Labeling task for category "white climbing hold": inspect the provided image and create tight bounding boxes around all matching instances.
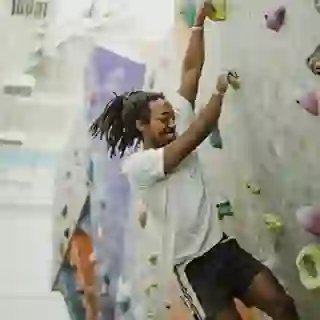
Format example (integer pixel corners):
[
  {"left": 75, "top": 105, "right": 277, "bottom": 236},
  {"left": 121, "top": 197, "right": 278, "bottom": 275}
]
[
  {"left": 296, "top": 244, "right": 320, "bottom": 290},
  {"left": 97, "top": 225, "right": 103, "bottom": 238},
  {"left": 227, "top": 71, "right": 241, "bottom": 90}
]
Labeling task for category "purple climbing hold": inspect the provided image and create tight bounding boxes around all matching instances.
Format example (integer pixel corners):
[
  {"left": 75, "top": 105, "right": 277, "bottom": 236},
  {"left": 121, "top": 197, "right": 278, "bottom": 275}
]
[
  {"left": 296, "top": 90, "right": 319, "bottom": 116},
  {"left": 296, "top": 206, "right": 320, "bottom": 236},
  {"left": 265, "top": 6, "right": 286, "bottom": 32}
]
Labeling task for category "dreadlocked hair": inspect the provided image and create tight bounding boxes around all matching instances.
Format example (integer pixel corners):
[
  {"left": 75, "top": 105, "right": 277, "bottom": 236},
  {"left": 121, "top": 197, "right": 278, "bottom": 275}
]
[{"left": 90, "top": 90, "right": 165, "bottom": 158}]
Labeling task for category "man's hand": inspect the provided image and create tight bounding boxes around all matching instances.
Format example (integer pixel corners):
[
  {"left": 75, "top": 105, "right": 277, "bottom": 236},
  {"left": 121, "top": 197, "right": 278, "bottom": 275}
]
[
  {"left": 216, "top": 74, "right": 229, "bottom": 94},
  {"left": 195, "top": 1, "right": 216, "bottom": 26}
]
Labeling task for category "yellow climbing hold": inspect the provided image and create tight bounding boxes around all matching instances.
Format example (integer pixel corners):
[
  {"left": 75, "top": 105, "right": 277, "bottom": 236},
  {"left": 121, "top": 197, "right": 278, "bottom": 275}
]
[
  {"left": 246, "top": 182, "right": 261, "bottom": 194},
  {"left": 296, "top": 244, "right": 320, "bottom": 290},
  {"left": 263, "top": 214, "right": 283, "bottom": 233},
  {"left": 208, "top": 0, "right": 226, "bottom": 21}
]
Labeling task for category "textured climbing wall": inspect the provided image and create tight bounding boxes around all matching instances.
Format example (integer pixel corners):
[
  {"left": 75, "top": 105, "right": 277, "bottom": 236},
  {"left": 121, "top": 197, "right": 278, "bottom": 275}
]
[{"left": 193, "top": 1, "right": 320, "bottom": 318}]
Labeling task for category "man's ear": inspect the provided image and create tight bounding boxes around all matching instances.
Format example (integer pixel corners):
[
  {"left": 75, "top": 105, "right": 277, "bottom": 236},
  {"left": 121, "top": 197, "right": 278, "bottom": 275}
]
[{"left": 136, "top": 119, "right": 145, "bottom": 133}]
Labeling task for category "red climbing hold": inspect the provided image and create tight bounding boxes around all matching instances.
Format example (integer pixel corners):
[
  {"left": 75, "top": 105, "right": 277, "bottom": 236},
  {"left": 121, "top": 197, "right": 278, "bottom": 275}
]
[
  {"left": 265, "top": 6, "right": 286, "bottom": 32},
  {"left": 296, "top": 90, "right": 319, "bottom": 116},
  {"left": 296, "top": 206, "right": 320, "bottom": 236}
]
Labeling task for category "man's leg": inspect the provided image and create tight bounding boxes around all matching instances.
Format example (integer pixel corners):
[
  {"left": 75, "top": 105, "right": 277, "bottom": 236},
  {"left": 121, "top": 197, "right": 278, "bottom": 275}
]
[
  {"left": 241, "top": 268, "right": 300, "bottom": 320},
  {"left": 227, "top": 239, "right": 300, "bottom": 320}
]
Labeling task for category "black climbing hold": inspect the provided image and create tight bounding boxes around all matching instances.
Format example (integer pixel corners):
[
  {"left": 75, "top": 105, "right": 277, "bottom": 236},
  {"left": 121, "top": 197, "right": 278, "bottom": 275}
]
[
  {"left": 65, "top": 171, "right": 71, "bottom": 179},
  {"left": 64, "top": 228, "right": 70, "bottom": 238},
  {"left": 104, "top": 273, "right": 111, "bottom": 286},
  {"left": 76, "top": 289, "right": 85, "bottom": 295},
  {"left": 100, "top": 201, "right": 106, "bottom": 210},
  {"left": 61, "top": 205, "right": 68, "bottom": 218},
  {"left": 118, "top": 299, "right": 131, "bottom": 313}
]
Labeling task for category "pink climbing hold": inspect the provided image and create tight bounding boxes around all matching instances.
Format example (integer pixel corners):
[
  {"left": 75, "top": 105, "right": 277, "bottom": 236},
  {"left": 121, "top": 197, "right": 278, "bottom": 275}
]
[
  {"left": 296, "top": 90, "right": 319, "bottom": 116},
  {"left": 296, "top": 206, "right": 320, "bottom": 236},
  {"left": 264, "top": 6, "right": 286, "bottom": 32}
]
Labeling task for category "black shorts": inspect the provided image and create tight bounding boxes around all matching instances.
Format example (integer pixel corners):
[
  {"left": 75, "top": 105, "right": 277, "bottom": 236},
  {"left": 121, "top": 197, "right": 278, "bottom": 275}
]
[{"left": 174, "top": 234, "right": 265, "bottom": 319}]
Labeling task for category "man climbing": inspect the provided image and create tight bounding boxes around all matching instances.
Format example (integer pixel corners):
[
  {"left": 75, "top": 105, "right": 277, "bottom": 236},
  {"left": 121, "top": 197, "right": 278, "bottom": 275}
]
[{"left": 90, "top": 2, "right": 300, "bottom": 320}]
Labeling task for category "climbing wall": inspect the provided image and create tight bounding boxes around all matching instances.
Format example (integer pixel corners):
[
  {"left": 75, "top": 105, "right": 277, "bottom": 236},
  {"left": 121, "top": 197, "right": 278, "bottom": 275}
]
[
  {"left": 85, "top": 46, "right": 146, "bottom": 319},
  {"left": 190, "top": 0, "right": 320, "bottom": 318},
  {"left": 52, "top": 111, "right": 90, "bottom": 284}
]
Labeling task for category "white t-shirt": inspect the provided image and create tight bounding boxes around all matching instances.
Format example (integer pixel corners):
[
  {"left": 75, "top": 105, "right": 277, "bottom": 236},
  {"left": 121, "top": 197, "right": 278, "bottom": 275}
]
[{"left": 122, "top": 92, "right": 223, "bottom": 266}]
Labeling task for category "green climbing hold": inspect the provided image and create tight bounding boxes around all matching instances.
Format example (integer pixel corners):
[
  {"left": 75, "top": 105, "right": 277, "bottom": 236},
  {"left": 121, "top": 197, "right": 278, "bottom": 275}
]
[
  {"left": 263, "top": 214, "right": 283, "bottom": 233},
  {"left": 209, "top": 127, "right": 223, "bottom": 149},
  {"left": 217, "top": 200, "right": 234, "bottom": 220},
  {"left": 180, "top": 1, "right": 197, "bottom": 27},
  {"left": 296, "top": 244, "right": 320, "bottom": 290}
]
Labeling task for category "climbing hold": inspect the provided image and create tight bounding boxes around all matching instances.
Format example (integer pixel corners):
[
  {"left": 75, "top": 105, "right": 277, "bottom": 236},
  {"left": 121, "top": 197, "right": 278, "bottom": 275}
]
[
  {"left": 296, "top": 206, "right": 320, "bottom": 236},
  {"left": 138, "top": 201, "right": 148, "bottom": 228},
  {"left": 65, "top": 171, "right": 71, "bottom": 179},
  {"left": 208, "top": 0, "right": 226, "bottom": 21},
  {"left": 209, "top": 127, "right": 223, "bottom": 149},
  {"left": 227, "top": 71, "right": 241, "bottom": 90},
  {"left": 264, "top": 6, "right": 286, "bottom": 32},
  {"left": 316, "top": 0, "right": 320, "bottom": 14},
  {"left": 64, "top": 228, "right": 70, "bottom": 238},
  {"left": 89, "top": 252, "right": 96, "bottom": 263},
  {"left": 148, "top": 254, "right": 159, "bottom": 266},
  {"left": 216, "top": 200, "right": 234, "bottom": 220},
  {"left": 263, "top": 214, "right": 283, "bottom": 233},
  {"left": 246, "top": 182, "right": 261, "bottom": 195},
  {"left": 118, "top": 297, "right": 131, "bottom": 313},
  {"left": 145, "top": 283, "right": 159, "bottom": 296},
  {"left": 165, "top": 301, "right": 172, "bottom": 309},
  {"left": 180, "top": 0, "right": 197, "bottom": 27},
  {"left": 104, "top": 273, "right": 111, "bottom": 286},
  {"left": 306, "top": 45, "right": 320, "bottom": 75},
  {"left": 296, "top": 90, "right": 319, "bottom": 116},
  {"left": 296, "top": 244, "right": 320, "bottom": 290},
  {"left": 61, "top": 205, "right": 68, "bottom": 218},
  {"left": 117, "top": 277, "right": 131, "bottom": 312},
  {"left": 97, "top": 225, "right": 103, "bottom": 238},
  {"left": 100, "top": 201, "right": 106, "bottom": 210}
]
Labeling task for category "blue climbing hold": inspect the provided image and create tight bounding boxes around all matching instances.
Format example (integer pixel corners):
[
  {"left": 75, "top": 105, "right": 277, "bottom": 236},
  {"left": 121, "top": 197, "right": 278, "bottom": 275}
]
[
  {"left": 217, "top": 200, "right": 234, "bottom": 220},
  {"left": 209, "top": 127, "right": 223, "bottom": 149}
]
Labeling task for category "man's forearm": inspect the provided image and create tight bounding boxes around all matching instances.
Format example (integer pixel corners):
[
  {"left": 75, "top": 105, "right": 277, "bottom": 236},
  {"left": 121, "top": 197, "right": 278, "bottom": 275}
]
[
  {"left": 182, "top": 27, "right": 205, "bottom": 72},
  {"left": 181, "top": 2, "right": 208, "bottom": 72}
]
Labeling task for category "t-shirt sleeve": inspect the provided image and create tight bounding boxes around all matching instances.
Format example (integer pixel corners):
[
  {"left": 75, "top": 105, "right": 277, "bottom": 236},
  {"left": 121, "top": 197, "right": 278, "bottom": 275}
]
[
  {"left": 122, "top": 148, "right": 165, "bottom": 188},
  {"left": 168, "top": 91, "right": 195, "bottom": 135}
]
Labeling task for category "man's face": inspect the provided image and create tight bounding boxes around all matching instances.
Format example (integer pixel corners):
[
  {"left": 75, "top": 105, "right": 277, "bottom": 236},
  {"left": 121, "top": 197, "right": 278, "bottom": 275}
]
[{"left": 138, "top": 99, "right": 176, "bottom": 148}]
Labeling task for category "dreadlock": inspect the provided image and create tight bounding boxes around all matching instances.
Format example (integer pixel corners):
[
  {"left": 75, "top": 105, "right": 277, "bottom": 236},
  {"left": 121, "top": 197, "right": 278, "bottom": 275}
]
[{"left": 90, "top": 90, "right": 165, "bottom": 158}]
